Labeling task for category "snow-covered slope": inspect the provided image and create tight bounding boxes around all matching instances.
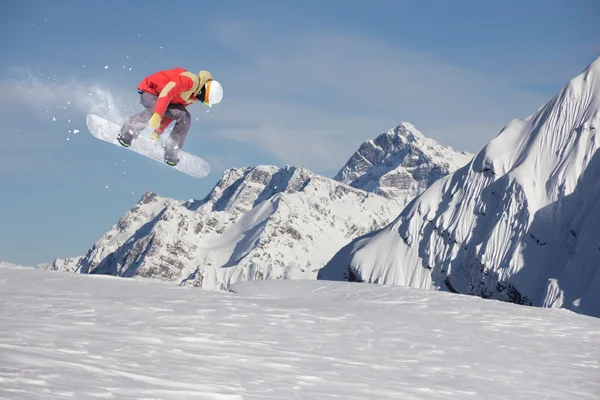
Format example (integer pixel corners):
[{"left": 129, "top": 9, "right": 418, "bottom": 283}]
[
  {"left": 319, "top": 56, "right": 600, "bottom": 318},
  {"left": 0, "top": 261, "right": 30, "bottom": 269},
  {"left": 3, "top": 263, "right": 599, "bottom": 399},
  {"left": 38, "top": 256, "right": 83, "bottom": 272},
  {"left": 334, "top": 122, "right": 472, "bottom": 203},
  {"left": 58, "top": 166, "right": 401, "bottom": 290}
]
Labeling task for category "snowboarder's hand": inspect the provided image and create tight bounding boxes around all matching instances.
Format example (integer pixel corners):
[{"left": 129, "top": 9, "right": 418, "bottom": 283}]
[
  {"left": 149, "top": 113, "right": 161, "bottom": 130},
  {"left": 150, "top": 131, "right": 160, "bottom": 144}
]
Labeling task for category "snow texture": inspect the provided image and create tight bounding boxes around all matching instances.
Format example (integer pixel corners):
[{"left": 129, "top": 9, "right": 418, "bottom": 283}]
[
  {"left": 45, "top": 123, "right": 467, "bottom": 291},
  {"left": 1, "top": 263, "right": 599, "bottom": 399},
  {"left": 319, "top": 56, "right": 600, "bottom": 318}
]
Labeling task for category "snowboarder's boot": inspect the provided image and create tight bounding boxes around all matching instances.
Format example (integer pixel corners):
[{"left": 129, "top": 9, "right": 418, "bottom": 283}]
[
  {"left": 163, "top": 138, "right": 180, "bottom": 166},
  {"left": 164, "top": 153, "right": 179, "bottom": 166},
  {"left": 117, "top": 130, "right": 134, "bottom": 147}
]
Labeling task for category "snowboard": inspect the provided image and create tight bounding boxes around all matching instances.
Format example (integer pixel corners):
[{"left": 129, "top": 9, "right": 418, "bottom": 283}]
[{"left": 86, "top": 114, "right": 210, "bottom": 178}]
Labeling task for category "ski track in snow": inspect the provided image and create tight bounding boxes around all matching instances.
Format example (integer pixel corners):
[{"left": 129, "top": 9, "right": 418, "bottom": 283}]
[{"left": 1, "top": 264, "right": 599, "bottom": 399}]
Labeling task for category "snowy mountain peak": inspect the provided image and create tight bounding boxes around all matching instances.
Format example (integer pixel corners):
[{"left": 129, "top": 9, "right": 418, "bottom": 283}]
[
  {"left": 334, "top": 122, "right": 472, "bottom": 202},
  {"left": 384, "top": 122, "right": 424, "bottom": 141},
  {"left": 319, "top": 55, "right": 600, "bottom": 318},
  {"left": 470, "top": 56, "right": 600, "bottom": 219},
  {"left": 195, "top": 164, "right": 341, "bottom": 216}
]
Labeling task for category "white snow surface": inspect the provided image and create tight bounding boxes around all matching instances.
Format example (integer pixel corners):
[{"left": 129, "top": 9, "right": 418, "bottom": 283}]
[
  {"left": 2, "top": 263, "right": 599, "bottom": 399},
  {"left": 319, "top": 56, "right": 600, "bottom": 317}
]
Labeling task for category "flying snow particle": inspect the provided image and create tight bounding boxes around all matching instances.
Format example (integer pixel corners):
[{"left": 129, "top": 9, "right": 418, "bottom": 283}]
[
  {"left": 73, "top": 129, "right": 80, "bottom": 134},
  {"left": 104, "top": 65, "right": 109, "bottom": 69},
  {"left": 105, "top": 186, "right": 109, "bottom": 189},
  {"left": 52, "top": 117, "right": 56, "bottom": 121},
  {"left": 66, "top": 137, "right": 70, "bottom": 141},
  {"left": 129, "top": 68, "right": 132, "bottom": 71}
]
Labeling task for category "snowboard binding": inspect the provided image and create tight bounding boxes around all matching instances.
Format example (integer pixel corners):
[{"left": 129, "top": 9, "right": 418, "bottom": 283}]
[
  {"left": 163, "top": 139, "right": 180, "bottom": 166},
  {"left": 117, "top": 135, "right": 131, "bottom": 147},
  {"left": 116, "top": 130, "right": 134, "bottom": 147}
]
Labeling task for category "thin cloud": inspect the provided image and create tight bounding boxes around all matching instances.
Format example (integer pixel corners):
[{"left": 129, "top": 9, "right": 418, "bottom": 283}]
[
  {"left": 0, "top": 71, "right": 137, "bottom": 125},
  {"left": 0, "top": 72, "right": 140, "bottom": 174},
  {"left": 217, "top": 125, "right": 346, "bottom": 172}
]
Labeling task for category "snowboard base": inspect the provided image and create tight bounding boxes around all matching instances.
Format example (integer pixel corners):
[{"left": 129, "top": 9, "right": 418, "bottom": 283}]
[{"left": 86, "top": 114, "right": 210, "bottom": 178}]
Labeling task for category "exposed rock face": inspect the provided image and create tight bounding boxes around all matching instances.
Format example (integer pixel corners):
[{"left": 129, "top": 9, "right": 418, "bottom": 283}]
[{"left": 334, "top": 122, "right": 472, "bottom": 203}]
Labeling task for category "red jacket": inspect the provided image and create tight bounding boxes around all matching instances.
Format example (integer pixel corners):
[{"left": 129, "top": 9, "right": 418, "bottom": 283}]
[{"left": 137, "top": 67, "right": 201, "bottom": 117}]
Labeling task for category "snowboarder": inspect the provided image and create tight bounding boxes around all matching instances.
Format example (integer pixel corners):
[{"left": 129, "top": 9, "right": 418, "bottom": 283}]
[{"left": 117, "top": 67, "right": 223, "bottom": 166}]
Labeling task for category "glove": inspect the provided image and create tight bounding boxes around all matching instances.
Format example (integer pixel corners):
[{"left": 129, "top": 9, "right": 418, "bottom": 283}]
[{"left": 149, "top": 113, "right": 161, "bottom": 130}]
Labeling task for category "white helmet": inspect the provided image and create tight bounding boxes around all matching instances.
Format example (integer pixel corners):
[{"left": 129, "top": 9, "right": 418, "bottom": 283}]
[{"left": 204, "top": 79, "right": 223, "bottom": 106}]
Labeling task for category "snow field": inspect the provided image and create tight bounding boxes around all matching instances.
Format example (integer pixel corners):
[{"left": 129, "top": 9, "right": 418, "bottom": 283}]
[{"left": 1, "top": 263, "right": 599, "bottom": 399}]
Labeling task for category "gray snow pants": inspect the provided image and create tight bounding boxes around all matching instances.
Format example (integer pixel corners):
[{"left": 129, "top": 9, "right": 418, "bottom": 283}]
[{"left": 120, "top": 91, "right": 191, "bottom": 151}]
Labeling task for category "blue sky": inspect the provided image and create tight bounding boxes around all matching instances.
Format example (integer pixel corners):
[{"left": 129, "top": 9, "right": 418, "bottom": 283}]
[{"left": 1, "top": 0, "right": 598, "bottom": 266}]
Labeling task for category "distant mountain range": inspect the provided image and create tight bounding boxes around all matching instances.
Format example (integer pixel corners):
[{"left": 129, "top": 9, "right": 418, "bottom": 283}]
[{"left": 42, "top": 123, "right": 471, "bottom": 291}]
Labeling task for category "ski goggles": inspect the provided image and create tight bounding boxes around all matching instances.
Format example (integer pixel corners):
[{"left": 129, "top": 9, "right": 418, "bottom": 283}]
[{"left": 196, "top": 81, "right": 212, "bottom": 104}]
